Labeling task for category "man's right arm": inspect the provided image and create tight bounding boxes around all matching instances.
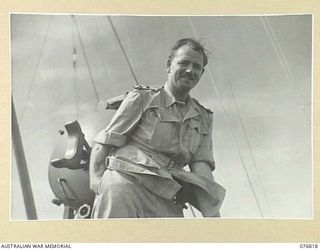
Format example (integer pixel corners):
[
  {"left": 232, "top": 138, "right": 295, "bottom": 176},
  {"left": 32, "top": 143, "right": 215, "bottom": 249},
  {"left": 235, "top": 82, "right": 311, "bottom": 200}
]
[
  {"left": 89, "top": 143, "right": 112, "bottom": 194},
  {"left": 89, "top": 89, "right": 144, "bottom": 194}
]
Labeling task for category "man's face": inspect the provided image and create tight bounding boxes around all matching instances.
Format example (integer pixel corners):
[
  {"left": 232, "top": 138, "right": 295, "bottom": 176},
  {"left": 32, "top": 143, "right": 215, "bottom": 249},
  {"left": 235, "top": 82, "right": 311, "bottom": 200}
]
[{"left": 167, "top": 44, "right": 204, "bottom": 93}]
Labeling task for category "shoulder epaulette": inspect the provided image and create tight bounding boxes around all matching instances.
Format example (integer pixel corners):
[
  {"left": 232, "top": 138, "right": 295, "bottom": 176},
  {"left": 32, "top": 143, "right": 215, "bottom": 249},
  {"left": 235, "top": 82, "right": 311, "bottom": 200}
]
[
  {"left": 192, "top": 97, "right": 213, "bottom": 114},
  {"left": 132, "top": 84, "right": 161, "bottom": 91}
]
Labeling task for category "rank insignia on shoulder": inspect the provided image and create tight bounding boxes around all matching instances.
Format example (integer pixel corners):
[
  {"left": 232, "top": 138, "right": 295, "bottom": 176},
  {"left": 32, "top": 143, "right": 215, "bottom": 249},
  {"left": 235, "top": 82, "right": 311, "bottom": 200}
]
[
  {"left": 192, "top": 98, "right": 213, "bottom": 114},
  {"left": 132, "top": 85, "right": 161, "bottom": 91}
]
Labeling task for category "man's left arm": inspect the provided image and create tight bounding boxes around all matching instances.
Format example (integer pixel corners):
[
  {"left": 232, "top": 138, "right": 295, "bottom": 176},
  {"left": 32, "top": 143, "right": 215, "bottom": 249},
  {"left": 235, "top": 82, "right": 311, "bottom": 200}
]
[
  {"left": 188, "top": 112, "right": 222, "bottom": 217},
  {"left": 189, "top": 162, "right": 220, "bottom": 217},
  {"left": 189, "top": 162, "right": 214, "bottom": 180}
]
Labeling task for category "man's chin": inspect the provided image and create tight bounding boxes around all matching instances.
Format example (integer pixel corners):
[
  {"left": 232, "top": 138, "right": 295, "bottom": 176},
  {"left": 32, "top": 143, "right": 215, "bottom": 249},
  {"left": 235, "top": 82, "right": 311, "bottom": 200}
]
[
  {"left": 178, "top": 78, "right": 192, "bottom": 84},
  {"left": 178, "top": 80, "right": 196, "bottom": 89}
]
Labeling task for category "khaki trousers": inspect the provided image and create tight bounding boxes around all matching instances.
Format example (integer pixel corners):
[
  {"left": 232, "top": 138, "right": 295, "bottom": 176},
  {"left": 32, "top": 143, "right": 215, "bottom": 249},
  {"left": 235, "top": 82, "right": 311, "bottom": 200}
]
[{"left": 91, "top": 170, "right": 184, "bottom": 218}]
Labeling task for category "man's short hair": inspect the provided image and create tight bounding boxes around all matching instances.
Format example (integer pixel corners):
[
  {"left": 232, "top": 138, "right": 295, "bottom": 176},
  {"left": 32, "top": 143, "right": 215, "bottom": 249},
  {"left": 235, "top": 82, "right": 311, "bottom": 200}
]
[{"left": 167, "top": 38, "right": 209, "bottom": 68}]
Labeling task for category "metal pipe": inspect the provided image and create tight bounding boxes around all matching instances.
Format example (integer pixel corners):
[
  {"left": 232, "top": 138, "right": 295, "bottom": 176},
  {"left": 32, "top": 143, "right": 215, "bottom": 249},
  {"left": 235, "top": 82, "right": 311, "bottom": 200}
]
[{"left": 11, "top": 99, "right": 38, "bottom": 220}]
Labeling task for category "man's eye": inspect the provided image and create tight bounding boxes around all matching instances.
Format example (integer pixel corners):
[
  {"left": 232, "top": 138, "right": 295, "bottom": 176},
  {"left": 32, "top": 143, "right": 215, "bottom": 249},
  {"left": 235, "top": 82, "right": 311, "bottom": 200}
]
[
  {"left": 194, "top": 65, "right": 201, "bottom": 70},
  {"left": 179, "top": 62, "right": 188, "bottom": 66}
]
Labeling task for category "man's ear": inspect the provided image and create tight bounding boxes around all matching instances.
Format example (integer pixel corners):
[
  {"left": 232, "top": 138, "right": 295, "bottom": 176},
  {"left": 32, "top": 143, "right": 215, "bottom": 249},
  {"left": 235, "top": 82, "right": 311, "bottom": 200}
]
[{"left": 166, "top": 58, "right": 171, "bottom": 73}]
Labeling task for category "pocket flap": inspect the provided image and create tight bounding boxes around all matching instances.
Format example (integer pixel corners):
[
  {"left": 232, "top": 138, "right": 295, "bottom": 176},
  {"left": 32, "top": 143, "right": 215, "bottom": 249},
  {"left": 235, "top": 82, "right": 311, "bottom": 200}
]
[
  {"left": 157, "top": 110, "right": 180, "bottom": 123},
  {"left": 189, "top": 119, "right": 208, "bottom": 134}
]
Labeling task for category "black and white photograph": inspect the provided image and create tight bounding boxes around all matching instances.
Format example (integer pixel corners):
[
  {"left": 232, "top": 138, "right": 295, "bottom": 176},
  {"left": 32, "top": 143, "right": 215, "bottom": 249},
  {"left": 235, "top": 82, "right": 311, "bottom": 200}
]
[{"left": 11, "top": 14, "right": 312, "bottom": 220}]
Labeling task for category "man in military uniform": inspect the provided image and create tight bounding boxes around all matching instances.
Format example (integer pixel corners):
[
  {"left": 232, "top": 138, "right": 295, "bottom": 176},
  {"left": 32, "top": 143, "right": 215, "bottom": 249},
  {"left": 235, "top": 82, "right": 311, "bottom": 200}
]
[{"left": 89, "top": 38, "right": 225, "bottom": 218}]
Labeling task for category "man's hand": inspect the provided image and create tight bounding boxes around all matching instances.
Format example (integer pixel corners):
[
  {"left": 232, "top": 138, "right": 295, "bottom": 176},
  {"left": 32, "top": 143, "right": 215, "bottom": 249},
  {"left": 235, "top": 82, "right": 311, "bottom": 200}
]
[{"left": 89, "top": 143, "right": 112, "bottom": 194}]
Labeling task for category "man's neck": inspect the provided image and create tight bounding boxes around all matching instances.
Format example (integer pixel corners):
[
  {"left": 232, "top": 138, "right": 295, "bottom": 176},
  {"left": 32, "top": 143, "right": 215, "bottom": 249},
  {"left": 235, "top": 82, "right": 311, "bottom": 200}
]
[{"left": 166, "top": 83, "right": 190, "bottom": 102}]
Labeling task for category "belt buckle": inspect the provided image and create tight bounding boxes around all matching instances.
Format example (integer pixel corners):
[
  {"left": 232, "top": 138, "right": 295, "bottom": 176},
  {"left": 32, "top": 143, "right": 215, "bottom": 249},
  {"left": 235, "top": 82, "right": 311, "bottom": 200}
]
[{"left": 167, "top": 159, "right": 176, "bottom": 169}]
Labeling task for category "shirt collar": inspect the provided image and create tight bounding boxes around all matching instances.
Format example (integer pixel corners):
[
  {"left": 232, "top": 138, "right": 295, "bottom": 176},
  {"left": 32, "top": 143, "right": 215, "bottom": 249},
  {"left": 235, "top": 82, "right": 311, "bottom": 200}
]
[
  {"left": 164, "top": 82, "right": 189, "bottom": 107},
  {"left": 163, "top": 83, "right": 200, "bottom": 120}
]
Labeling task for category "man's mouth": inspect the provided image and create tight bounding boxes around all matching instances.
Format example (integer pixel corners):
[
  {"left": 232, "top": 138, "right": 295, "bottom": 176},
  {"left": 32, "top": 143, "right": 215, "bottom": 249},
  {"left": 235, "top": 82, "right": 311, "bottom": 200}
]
[{"left": 180, "top": 74, "right": 195, "bottom": 82}]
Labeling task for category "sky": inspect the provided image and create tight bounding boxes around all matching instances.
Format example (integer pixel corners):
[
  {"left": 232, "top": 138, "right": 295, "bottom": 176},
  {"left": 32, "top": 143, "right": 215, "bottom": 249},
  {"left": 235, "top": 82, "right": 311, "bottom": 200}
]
[{"left": 11, "top": 14, "right": 312, "bottom": 220}]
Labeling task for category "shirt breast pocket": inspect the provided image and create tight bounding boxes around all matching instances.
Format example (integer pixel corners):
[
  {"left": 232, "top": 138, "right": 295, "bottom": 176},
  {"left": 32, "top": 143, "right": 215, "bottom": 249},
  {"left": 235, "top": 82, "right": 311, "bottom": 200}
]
[
  {"left": 145, "top": 109, "right": 180, "bottom": 150},
  {"left": 188, "top": 118, "right": 208, "bottom": 154}
]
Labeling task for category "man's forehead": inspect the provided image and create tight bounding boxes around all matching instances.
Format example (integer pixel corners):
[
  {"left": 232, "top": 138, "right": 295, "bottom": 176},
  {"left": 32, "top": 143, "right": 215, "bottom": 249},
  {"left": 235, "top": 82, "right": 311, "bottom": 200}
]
[
  {"left": 174, "top": 44, "right": 204, "bottom": 62},
  {"left": 176, "top": 44, "right": 200, "bottom": 54}
]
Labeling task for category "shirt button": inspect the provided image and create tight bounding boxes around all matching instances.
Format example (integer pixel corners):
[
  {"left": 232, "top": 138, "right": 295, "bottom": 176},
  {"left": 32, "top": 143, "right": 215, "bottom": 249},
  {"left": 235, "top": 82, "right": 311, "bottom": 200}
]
[{"left": 172, "top": 196, "right": 177, "bottom": 204}]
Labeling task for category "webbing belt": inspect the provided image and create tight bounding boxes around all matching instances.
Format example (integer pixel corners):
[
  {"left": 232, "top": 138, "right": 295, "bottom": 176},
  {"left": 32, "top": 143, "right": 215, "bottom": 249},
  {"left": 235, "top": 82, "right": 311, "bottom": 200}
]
[{"left": 127, "top": 140, "right": 183, "bottom": 170}]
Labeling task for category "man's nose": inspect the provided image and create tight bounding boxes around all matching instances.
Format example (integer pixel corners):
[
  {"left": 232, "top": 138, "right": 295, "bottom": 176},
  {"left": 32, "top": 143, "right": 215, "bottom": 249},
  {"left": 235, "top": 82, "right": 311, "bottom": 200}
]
[{"left": 185, "top": 65, "right": 193, "bottom": 73}]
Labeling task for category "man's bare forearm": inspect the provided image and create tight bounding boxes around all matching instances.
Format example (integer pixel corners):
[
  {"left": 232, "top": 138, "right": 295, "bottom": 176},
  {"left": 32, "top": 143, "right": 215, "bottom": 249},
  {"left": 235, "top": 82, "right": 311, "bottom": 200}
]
[
  {"left": 89, "top": 143, "right": 112, "bottom": 193},
  {"left": 189, "top": 162, "right": 214, "bottom": 180}
]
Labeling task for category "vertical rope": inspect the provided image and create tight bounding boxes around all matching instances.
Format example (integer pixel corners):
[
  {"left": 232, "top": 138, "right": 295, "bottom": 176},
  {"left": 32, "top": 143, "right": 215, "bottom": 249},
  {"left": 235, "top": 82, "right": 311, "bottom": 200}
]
[
  {"left": 71, "top": 15, "right": 100, "bottom": 102},
  {"left": 107, "top": 16, "right": 140, "bottom": 85},
  {"left": 71, "top": 19, "right": 79, "bottom": 119},
  {"left": 19, "top": 16, "right": 53, "bottom": 125},
  {"left": 260, "top": 16, "right": 310, "bottom": 123},
  {"left": 188, "top": 17, "right": 265, "bottom": 216},
  {"left": 228, "top": 83, "right": 271, "bottom": 213}
]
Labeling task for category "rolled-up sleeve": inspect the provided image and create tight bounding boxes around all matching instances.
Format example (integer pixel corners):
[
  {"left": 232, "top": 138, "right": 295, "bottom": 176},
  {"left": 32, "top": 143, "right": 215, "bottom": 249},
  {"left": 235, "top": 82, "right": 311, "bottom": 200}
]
[
  {"left": 190, "top": 113, "right": 215, "bottom": 171},
  {"left": 94, "top": 90, "right": 143, "bottom": 147}
]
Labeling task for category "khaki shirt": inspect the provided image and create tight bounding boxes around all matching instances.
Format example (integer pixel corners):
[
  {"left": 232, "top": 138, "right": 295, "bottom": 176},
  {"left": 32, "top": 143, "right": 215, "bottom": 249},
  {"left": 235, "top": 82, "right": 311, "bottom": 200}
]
[
  {"left": 95, "top": 83, "right": 215, "bottom": 168},
  {"left": 94, "top": 84, "right": 224, "bottom": 214}
]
